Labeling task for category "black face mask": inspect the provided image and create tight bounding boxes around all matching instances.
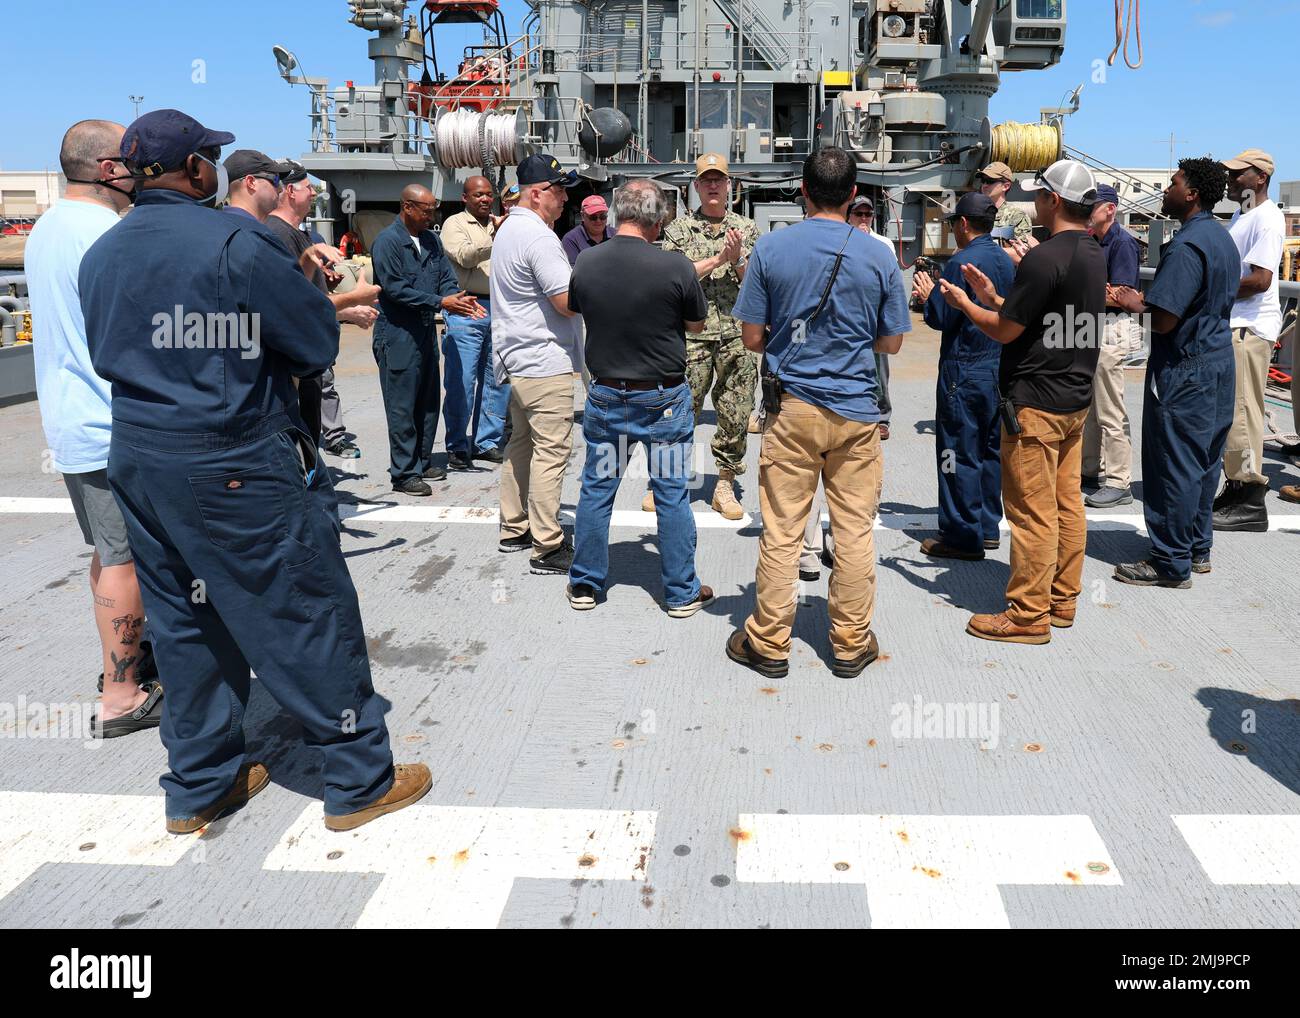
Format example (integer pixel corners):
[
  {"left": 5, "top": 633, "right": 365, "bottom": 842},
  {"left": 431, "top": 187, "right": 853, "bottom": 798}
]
[{"left": 66, "top": 158, "right": 139, "bottom": 200}]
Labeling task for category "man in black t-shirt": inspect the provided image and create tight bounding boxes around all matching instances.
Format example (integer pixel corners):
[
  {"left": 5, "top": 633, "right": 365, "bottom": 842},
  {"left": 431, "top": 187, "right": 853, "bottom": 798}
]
[
  {"left": 566, "top": 179, "right": 714, "bottom": 617},
  {"left": 940, "top": 159, "right": 1106, "bottom": 645}
]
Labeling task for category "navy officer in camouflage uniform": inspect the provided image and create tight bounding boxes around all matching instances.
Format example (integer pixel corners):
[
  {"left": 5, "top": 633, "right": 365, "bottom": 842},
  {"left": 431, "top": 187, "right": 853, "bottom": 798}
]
[{"left": 641, "top": 153, "right": 758, "bottom": 520}]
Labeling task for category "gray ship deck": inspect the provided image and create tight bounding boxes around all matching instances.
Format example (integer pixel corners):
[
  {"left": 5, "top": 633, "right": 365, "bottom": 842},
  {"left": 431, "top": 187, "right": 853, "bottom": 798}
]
[{"left": 2, "top": 319, "right": 1299, "bottom": 929}]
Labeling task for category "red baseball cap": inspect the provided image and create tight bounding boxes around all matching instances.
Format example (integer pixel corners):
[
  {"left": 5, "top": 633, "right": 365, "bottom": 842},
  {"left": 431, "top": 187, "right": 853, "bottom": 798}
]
[{"left": 580, "top": 195, "right": 609, "bottom": 215}]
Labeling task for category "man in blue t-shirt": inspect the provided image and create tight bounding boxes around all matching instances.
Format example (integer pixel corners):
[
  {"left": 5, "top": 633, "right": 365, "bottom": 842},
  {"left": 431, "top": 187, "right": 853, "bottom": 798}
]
[{"left": 725, "top": 147, "right": 910, "bottom": 680}]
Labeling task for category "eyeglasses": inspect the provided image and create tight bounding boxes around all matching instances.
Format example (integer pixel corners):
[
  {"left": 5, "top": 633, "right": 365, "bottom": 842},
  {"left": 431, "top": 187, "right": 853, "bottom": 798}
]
[{"left": 585, "top": 212, "right": 607, "bottom": 220}]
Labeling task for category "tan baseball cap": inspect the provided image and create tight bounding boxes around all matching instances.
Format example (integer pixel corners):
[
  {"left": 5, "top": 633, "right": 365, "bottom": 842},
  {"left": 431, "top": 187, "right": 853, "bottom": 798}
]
[
  {"left": 978, "top": 161, "right": 1013, "bottom": 183},
  {"left": 695, "top": 153, "right": 730, "bottom": 178},
  {"left": 1222, "top": 149, "right": 1275, "bottom": 177}
]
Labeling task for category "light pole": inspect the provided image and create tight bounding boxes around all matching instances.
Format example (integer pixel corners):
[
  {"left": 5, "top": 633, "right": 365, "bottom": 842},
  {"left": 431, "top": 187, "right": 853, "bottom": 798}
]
[{"left": 130, "top": 95, "right": 144, "bottom": 120}]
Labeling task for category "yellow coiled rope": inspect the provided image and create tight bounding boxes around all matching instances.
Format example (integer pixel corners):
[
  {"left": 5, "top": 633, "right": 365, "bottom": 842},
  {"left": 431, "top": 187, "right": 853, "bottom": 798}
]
[{"left": 990, "top": 121, "right": 1062, "bottom": 173}]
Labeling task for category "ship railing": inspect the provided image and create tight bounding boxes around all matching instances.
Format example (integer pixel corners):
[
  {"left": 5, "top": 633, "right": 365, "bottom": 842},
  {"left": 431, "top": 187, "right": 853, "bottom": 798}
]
[{"left": 539, "top": 29, "right": 824, "bottom": 75}]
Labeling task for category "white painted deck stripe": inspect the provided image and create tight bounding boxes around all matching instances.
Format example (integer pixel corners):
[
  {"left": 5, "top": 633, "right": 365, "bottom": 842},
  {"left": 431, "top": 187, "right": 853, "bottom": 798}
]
[
  {"left": 0, "top": 792, "right": 194, "bottom": 903},
  {"left": 734, "top": 813, "right": 1122, "bottom": 929},
  {"left": 1173, "top": 815, "right": 1300, "bottom": 884},
  {"left": 6, "top": 496, "right": 1300, "bottom": 534},
  {"left": 263, "top": 805, "right": 656, "bottom": 928}
]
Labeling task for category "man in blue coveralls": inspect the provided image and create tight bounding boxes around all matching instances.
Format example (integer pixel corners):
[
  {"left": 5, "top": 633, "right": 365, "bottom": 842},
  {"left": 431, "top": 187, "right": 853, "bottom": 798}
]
[
  {"left": 371, "top": 183, "right": 485, "bottom": 496},
  {"left": 912, "top": 192, "right": 1015, "bottom": 560},
  {"left": 1109, "top": 157, "right": 1240, "bottom": 587},
  {"left": 79, "top": 110, "right": 430, "bottom": 833}
]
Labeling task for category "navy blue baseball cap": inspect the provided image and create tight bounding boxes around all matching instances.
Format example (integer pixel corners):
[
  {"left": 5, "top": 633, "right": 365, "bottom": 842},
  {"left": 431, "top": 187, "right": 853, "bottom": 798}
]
[
  {"left": 946, "top": 191, "right": 998, "bottom": 221},
  {"left": 120, "top": 109, "right": 235, "bottom": 178},
  {"left": 516, "top": 153, "right": 578, "bottom": 187},
  {"left": 1093, "top": 184, "right": 1120, "bottom": 208}
]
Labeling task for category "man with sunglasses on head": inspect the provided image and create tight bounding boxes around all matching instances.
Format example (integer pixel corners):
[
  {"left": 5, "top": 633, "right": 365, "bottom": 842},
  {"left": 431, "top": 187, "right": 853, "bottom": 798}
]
[
  {"left": 371, "top": 184, "right": 484, "bottom": 496},
  {"left": 562, "top": 194, "right": 613, "bottom": 267},
  {"left": 266, "top": 161, "right": 379, "bottom": 456},
  {"left": 78, "top": 109, "right": 428, "bottom": 833}
]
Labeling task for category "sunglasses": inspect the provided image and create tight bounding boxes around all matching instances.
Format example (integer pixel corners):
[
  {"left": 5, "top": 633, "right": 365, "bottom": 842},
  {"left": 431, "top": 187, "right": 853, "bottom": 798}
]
[
  {"left": 849, "top": 208, "right": 873, "bottom": 217},
  {"left": 255, "top": 174, "right": 283, "bottom": 188},
  {"left": 584, "top": 212, "right": 607, "bottom": 220}
]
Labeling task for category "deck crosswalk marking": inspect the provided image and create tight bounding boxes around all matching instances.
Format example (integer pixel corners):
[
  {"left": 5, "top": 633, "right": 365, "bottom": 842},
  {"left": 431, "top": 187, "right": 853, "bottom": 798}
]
[
  {"left": 734, "top": 813, "right": 1123, "bottom": 929},
  {"left": 1174, "top": 815, "right": 1300, "bottom": 884},
  {"left": 262, "top": 804, "right": 656, "bottom": 928}
]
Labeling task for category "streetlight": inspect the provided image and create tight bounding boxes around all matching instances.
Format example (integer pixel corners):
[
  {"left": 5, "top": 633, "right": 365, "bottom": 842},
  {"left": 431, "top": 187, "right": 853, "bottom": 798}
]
[{"left": 129, "top": 95, "right": 144, "bottom": 120}]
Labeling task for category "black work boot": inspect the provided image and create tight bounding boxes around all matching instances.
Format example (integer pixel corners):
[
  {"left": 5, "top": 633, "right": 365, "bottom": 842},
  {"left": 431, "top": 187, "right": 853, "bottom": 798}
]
[
  {"left": 1212, "top": 479, "right": 1244, "bottom": 513},
  {"left": 1213, "top": 482, "right": 1268, "bottom": 533}
]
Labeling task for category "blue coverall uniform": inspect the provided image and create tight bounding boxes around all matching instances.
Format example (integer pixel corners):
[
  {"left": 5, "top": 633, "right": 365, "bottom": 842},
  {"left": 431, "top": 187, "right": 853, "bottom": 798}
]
[
  {"left": 1141, "top": 211, "right": 1241, "bottom": 580},
  {"left": 923, "top": 234, "right": 1017, "bottom": 552},
  {"left": 369, "top": 218, "right": 461, "bottom": 484},
  {"left": 80, "top": 187, "right": 395, "bottom": 822}
]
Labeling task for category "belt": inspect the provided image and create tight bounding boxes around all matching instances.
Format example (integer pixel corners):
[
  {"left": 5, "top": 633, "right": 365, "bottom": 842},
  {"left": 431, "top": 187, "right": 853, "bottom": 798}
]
[{"left": 594, "top": 376, "right": 685, "bottom": 391}]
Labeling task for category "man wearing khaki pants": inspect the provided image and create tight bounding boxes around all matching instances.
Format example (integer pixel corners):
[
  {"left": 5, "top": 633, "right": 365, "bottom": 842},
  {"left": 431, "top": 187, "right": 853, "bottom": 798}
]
[
  {"left": 939, "top": 160, "right": 1107, "bottom": 644},
  {"left": 1081, "top": 185, "right": 1143, "bottom": 509},
  {"left": 724, "top": 148, "right": 909, "bottom": 679},
  {"left": 491, "top": 154, "right": 582, "bottom": 574},
  {"left": 1213, "top": 149, "right": 1285, "bottom": 533}
]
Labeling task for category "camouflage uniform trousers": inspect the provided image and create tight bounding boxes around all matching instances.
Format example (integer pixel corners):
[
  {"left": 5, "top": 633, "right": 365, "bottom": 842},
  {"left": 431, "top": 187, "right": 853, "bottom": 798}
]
[{"left": 686, "top": 337, "right": 758, "bottom": 476}]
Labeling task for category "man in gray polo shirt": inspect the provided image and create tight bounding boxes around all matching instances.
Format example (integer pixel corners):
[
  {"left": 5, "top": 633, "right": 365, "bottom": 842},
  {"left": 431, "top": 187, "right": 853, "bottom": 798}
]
[{"left": 492, "top": 154, "right": 582, "bottom": 574}]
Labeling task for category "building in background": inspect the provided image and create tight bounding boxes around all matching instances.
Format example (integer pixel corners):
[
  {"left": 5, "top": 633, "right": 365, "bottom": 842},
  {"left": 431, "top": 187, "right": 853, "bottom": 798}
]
[{"left": 0, "top": 171, "right": 65, "bottom": 219}]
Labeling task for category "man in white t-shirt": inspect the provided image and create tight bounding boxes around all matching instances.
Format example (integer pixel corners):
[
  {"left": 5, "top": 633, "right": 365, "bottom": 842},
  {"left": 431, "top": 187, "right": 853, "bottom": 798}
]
[
  {"left": 1213, "top": 149, "right": 1285, "bottom": 533},
  {"left": 491, "top": 153, "right": 581, "bottom": 575},
  {"left": 26, "top": 119, "right": 163, "bottom": 738}
]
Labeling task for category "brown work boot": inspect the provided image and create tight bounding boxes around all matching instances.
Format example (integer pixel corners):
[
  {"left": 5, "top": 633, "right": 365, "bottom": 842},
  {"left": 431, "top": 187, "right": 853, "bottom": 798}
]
[
  {"left": 1049, "top": 604, "right": 1076, "bottom": 629},
  {"left": 166, "top": 762, "right": 270, "bottom": 835},
  {"left": 324, "top": 762, "right": 432, "bottom": 832},
  {"left": 1280, "top": 484, "right": 1300, "bottom": 504},
  {"left": 641, "top": 489, "right": 655, "bottom": 512},
  {"left": 966, "top": 612, "right": 1051, "bottom": 645},
  {"left": 712, "top": 469, "right": 744, "bottom": 520}
]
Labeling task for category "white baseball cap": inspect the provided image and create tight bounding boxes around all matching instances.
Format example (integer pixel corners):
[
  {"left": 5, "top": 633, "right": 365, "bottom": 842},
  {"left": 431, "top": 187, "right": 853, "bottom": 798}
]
[{"left": 1022, "top": 159, "right": 1099, "bottom": 205}]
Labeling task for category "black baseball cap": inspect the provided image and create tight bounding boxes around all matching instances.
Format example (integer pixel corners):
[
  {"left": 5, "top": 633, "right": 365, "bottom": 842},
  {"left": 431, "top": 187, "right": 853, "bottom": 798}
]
[
  {"left": 120, "top": 109, "right": 235, "bottom": 178},
  {"left": 946, "top": 192, "right": 998, "bottom": 221},
  {"left": 224, "top": 149, "right": 294, "bottom": 181},
  {"left": 516, "top": 153, "right": 578, "bottom": 187},
  {"left": 281, "top": 160, "right": 310, "bottom": 185}
]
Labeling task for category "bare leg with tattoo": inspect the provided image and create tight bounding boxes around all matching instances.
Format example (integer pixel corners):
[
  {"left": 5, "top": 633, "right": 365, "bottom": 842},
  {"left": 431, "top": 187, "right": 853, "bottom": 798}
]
[{"left": 90, "top": 552, "right": 150, "bottom": 720}]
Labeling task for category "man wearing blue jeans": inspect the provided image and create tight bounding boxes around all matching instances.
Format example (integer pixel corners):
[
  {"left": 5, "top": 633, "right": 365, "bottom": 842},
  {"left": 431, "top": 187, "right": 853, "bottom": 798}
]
[
  {"left": 441, "top": 176, "right": 510, "bottom": 468},
  {"left": 565, "top": 180, "right": 714, "bottom": 616}
]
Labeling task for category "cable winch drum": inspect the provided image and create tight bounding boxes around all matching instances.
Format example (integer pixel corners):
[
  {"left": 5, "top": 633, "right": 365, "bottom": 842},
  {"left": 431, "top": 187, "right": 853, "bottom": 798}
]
[
  {"left": 434, "top": 108, "right": 524, "bottom": 170},
  {"left": 988, "top": 120, "right": 1062, "bottom": 173}
]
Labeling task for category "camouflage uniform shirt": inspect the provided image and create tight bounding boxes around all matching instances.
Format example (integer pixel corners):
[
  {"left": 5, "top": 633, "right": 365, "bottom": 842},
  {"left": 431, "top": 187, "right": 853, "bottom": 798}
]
[
  {"left": 661, "top": 209, "right": 759, "bottom": 342},
  {"left": 995, "top": 202, "right": 1034, "bottom": 240}
]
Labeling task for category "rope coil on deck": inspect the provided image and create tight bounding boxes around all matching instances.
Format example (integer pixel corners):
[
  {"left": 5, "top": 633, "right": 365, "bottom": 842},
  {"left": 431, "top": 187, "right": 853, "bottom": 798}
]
[
  {"left": 435, "top": 110, "right": 519, "bottom": 170},
  {"left": 989, "top": 121, "right": 1062, "bottom": 173}
]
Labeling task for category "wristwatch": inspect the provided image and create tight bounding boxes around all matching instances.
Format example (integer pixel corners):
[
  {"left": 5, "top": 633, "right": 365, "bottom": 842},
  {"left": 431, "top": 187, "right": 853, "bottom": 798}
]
[{"left": 736, "top": 255, "right": 748, "bottom": 269}]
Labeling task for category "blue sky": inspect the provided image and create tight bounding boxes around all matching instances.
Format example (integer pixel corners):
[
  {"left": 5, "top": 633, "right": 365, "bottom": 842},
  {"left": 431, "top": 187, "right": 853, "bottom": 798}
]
[{"left": 1, "top": 0, "right": 1294, "bottom": 193}]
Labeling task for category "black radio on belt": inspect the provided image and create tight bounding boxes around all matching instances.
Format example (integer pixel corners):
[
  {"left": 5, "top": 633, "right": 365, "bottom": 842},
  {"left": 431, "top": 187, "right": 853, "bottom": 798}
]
[{"left": 998, "top": 394, "right": 1022, "bottom": 435}]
